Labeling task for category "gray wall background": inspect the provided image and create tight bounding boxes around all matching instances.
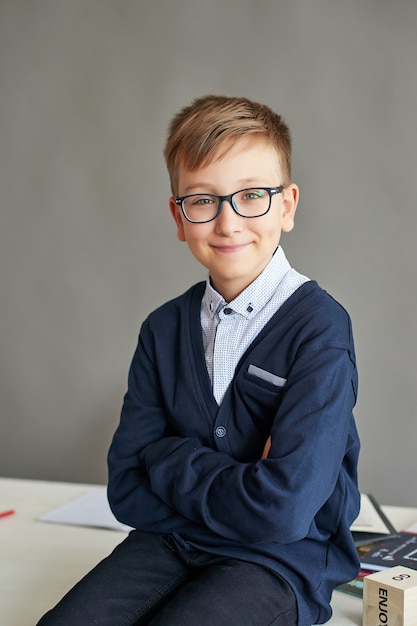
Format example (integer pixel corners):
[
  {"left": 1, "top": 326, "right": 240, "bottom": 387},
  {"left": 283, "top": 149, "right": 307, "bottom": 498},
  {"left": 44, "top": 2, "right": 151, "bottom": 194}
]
[{"left": 1, "top": 1, "right": 416, "bottom": 506}]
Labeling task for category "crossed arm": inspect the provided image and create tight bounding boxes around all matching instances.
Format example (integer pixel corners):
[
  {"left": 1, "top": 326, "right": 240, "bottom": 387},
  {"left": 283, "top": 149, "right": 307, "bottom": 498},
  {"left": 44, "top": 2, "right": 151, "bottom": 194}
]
[{"left": 108, "top": 333, "right": 357, "bottom": 545}]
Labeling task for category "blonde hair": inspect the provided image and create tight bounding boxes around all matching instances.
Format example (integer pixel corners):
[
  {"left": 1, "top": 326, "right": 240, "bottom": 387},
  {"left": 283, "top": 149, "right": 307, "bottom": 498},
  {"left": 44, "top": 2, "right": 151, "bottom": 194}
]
[{"left": 164, "top": 95, "right": 292, "bottom": 195}]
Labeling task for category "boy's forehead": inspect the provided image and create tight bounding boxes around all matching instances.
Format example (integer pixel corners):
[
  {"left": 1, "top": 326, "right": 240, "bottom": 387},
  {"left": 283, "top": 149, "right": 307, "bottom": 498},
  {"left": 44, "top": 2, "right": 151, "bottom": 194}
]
[{"left": 176, "top": 137, "right": 283, "bottom": 191}]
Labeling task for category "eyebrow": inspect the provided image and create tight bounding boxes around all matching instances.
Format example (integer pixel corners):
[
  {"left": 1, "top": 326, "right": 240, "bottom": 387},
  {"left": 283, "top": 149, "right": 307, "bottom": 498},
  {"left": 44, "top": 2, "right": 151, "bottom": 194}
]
[{"left": 181, "top": 179, "right": 273, "bottom": 195}]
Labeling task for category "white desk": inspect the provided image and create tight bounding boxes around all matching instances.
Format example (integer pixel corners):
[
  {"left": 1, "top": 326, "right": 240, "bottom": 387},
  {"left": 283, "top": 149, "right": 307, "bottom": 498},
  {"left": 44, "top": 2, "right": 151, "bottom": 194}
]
[{"left": 1, "top": 478, "right": 417, "bottom": 626}]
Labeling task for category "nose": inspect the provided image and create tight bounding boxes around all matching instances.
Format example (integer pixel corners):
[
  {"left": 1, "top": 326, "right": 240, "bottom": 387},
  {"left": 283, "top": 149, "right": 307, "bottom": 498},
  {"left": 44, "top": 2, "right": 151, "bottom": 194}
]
[{"left": 215, "top": 199, "right": 243, "bottom": 236}]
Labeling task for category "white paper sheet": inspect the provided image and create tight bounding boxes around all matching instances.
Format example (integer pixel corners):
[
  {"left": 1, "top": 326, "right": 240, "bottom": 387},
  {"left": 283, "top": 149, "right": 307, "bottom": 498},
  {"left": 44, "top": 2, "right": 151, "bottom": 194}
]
[
  {"left": 350, "top": 493, "right": 392, "bottom": 534},
  {"left": 38, "top": 487, "right": 133, "bottom": 532}
]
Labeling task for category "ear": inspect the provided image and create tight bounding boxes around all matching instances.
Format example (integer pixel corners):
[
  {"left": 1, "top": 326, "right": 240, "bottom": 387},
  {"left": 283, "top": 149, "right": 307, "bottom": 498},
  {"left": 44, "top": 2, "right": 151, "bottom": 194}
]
[
  {"left": 280, "top": 183, "right": 299, "bottom": 233},
  {"left": 169, "top": 197, "right": 186, "bottom": 242}
]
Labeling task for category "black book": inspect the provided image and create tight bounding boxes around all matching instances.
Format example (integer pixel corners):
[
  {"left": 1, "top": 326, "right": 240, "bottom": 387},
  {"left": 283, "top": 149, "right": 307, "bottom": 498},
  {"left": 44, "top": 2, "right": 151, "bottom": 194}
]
[{"left": 358, "top": 531, "right": 417, "bottom": 572}]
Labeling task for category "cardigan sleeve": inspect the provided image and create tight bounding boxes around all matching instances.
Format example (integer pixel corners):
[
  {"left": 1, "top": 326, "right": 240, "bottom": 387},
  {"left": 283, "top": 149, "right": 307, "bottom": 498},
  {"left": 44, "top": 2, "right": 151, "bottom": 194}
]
[
  {"left": 107, "top": 325, "right": 190, "bottom": 532},
  {"left": 139, "top": 342, "right": 359, "bottom": 544}
]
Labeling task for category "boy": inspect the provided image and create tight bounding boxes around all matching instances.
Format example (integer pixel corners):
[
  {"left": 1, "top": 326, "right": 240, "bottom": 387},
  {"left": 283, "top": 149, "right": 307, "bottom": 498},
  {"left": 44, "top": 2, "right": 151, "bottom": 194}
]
[{"left": 38, "top": 95, "right": 360, "bottom": 625}]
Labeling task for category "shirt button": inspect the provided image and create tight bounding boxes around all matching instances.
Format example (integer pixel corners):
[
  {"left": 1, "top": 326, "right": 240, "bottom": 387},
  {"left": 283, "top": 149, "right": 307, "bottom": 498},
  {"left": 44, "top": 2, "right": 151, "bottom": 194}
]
[
  {"left": 223, "top": 308, "right": 233, "bottom": 315},
  {"left": 215, "top": 426, "right": 227, "bottom": 438}
]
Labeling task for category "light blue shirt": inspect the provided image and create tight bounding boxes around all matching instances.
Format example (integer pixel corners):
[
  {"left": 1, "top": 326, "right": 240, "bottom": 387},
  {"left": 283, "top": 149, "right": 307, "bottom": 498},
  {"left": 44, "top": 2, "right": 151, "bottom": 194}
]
[{"left": 201, "top": 246, "right": 309, "bottom": 403}]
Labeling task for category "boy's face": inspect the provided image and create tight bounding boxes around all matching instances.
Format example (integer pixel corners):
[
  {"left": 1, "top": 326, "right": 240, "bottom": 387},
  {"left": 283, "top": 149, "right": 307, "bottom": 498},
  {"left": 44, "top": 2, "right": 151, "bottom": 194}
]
[{"left": 169, "top": 139, "right": 298, "bottom": 302}]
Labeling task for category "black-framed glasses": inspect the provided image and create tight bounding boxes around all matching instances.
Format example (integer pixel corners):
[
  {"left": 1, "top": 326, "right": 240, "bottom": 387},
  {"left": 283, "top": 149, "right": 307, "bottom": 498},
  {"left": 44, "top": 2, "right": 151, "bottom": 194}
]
[{"left": 175, "top": 186, "right": 285, "bottom": 224}]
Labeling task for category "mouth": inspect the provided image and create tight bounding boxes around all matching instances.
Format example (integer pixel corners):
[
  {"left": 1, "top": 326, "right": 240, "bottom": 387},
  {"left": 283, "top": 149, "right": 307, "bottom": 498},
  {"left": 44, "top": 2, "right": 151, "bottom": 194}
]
[{"left": 211, "top": 243, "right": 251, "bottom": 254}]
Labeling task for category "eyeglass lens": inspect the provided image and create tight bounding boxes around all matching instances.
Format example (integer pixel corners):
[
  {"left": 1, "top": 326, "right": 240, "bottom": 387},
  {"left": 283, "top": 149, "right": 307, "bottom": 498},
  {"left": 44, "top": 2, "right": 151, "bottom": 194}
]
[{"left": 182, "top": 188, "right": 271, "bottom": 223}]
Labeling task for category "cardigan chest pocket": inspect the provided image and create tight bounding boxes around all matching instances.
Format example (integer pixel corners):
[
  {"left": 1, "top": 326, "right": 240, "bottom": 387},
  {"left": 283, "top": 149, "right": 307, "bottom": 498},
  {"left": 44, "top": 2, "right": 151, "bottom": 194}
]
[
  {"left": 247, "top": 364, "right": 287, "bottom": 389},
  {"left": 241, "top": 365, "right": 287, "bottom": 423},
  {"left": 229, "top": 366, "right": 287, "bottom": 460}
]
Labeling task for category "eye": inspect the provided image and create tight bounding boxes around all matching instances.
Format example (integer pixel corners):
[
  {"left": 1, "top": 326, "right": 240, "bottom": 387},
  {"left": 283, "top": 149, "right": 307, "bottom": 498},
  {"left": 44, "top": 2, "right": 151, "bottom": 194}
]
[
  {"left": 189, "top": 195, "right": 216, "bottom": 206},
  {"left": 241, "top": 189, "right": 266, "bottom": 201}
]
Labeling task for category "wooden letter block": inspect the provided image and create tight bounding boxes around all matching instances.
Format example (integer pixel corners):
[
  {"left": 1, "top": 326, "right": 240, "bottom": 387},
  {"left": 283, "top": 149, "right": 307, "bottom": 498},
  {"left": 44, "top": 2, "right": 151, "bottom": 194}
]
[{"left": 363, "top": 566, "right": 417, "bottom": 626}]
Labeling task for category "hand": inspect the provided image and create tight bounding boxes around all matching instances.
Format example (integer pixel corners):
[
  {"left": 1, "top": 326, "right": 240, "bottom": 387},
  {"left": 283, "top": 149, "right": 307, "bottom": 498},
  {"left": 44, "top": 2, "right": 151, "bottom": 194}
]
[{"left": 261, "top": 436, "right": 271, "bottom": 459}]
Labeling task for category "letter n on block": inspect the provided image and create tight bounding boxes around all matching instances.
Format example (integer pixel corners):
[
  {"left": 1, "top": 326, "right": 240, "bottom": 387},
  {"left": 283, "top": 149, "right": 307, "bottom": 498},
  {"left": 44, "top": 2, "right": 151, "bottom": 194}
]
[{"left": 363, "top": 565, "right": 417, "bottom": 626}]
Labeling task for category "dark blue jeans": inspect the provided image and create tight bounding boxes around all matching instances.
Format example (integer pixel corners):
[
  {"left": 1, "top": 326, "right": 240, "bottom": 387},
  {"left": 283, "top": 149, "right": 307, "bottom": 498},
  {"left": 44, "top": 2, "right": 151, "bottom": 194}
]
[{"left": 37, "top": 530, "right": 298, "bottom": 625}]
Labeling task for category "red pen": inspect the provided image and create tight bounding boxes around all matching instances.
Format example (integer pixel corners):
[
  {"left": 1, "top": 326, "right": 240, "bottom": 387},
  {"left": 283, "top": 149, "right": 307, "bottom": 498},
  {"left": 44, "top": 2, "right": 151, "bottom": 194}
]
[{"left": 0, "top": 509, "right": 15, "bottom": 519}]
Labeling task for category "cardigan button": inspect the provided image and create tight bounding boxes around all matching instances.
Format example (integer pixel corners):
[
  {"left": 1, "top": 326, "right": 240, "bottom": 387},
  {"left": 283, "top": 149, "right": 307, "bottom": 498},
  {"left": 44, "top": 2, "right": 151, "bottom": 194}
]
[{"left": 215, "top": 426, "right": 227, "bottom": 438}]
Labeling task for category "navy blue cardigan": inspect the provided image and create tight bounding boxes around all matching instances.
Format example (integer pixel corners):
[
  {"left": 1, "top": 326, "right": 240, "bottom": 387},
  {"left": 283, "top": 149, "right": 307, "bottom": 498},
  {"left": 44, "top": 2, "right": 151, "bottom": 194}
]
[{"left": 108, "top": 280, "right": 360, "bottom": 625}]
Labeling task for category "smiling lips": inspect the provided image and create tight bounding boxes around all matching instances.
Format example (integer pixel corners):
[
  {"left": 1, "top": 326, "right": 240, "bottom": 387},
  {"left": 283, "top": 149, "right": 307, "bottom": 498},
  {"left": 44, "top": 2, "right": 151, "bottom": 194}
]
[{"left": 211, "top": 243, "right": 251, "bottom": 254}]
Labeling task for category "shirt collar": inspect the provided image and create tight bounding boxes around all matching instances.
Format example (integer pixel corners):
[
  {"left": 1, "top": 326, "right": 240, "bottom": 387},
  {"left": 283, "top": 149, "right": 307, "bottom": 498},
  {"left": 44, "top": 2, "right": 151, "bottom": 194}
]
[{"left": 202, "top": 246, "right": 292, "bottom": 320}]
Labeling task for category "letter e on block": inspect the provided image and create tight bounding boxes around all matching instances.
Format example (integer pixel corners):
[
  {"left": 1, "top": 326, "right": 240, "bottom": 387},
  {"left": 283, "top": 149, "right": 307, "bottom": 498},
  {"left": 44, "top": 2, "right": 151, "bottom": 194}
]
[{"left": 363, "top": 565, "right": 417, "bottom": 626}]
